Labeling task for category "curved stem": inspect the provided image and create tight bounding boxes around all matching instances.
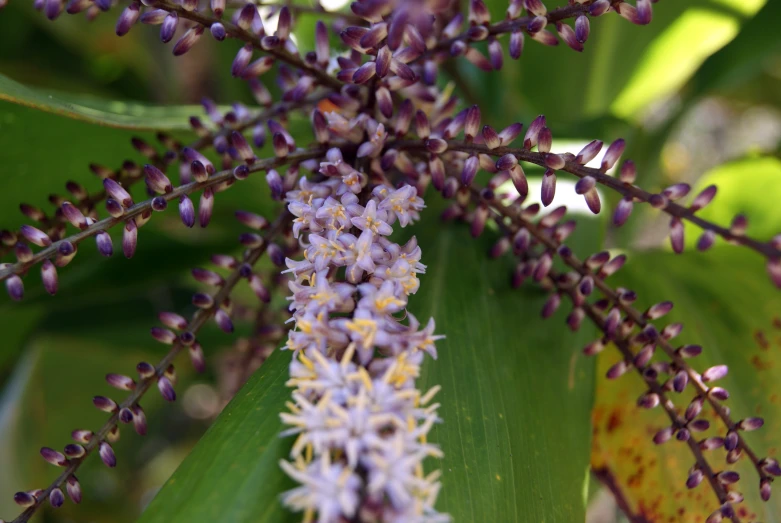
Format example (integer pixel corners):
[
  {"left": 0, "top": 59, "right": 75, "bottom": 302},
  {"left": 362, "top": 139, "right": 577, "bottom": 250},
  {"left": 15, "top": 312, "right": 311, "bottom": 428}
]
[
  {"left": 0, "top": 147, "right": 325, "bottom": 282},
  {"left": 395, "top": 139, "right": 781, "bottom": 262},
  {"left": 10, "top": 213, "right": 290, "bottom": 523}
]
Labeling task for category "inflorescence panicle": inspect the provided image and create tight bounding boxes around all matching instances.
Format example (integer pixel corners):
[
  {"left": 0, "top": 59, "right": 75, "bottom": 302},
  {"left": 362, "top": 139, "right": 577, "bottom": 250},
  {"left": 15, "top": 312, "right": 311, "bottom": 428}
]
[{"left": 2, "top": 0, "right": 778, "bottom": 521}]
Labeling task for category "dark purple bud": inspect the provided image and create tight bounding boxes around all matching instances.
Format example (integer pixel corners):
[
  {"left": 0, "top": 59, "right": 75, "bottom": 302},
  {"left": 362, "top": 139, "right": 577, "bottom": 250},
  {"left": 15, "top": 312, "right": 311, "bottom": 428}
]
[
  {"left": 533, "top": 252, "right": 553, "bottom": 282},
  {"left": 123, "top": 219, "right": 137, "bottom": 258},
  {"left": 662, "top": 183, "right": 690, "bottom": 201},
  {"left": 761, "top": 478, "right": 772, "bottom": 501},
  {"left": 738, "top": 417, "right": 764, "bottom": 431},
  {"left": 541, "top": 170, "right": 556, "bottom": 206},
  {"left": 106, "top": 373, "right": 136, "bottom": 391},
  {"left": 158, "top": 376, "right": 176, "bottom": 401},
  {"left": 574, "top": 15, "right": 590, "bottom": 43},
  {"left": 93, "top": 395, "right": 118, "bottom": 413},
  {"left": 730, "top": 214, "right": 748, "bottom": 236},
  {"left": 66, "top": 475, "right": 82, "bottom": 504},
  {"left": 589, "top": 0, "right": 610, "bottom": 16},
  {"left": 709, "top": 387, "right": 730, "bottom": 401},
  {"left": 471, "top": 205, "right": 488, "bottom": 238},
  {"left": 687, "top": 468, "right": 704, "bottom": 489},
  {"left": 509, "top": 30, "right": 524, "bottom": 59},
  {"left": 151, "top": 196, "right": 167, "bottom": 212},
  {"left": 495, "top": 154, "right": 518, "bottom": 172},
  {"left": 20, "top": 224, "right": 52, "bottom": 247},
  {"left": 160, "top": 12, "right": 178, "bottom": 43},
  {"left": 272, "top": 133, "right": 288, "bottom": 159},
  {"left": 14, "top": 491, "right": 36, "bottom": 507},
  {"left": 653, "top": 426, "right": 673, "bottom": 444},
  {"left": 619, "top": 160, "right": 637, "bottom": 183},
  {"left": 214, "top": 309, "right": 234, "bottom": 333},
  {"left": 99, "top": 441, "right": 116, "bottom": 467},
  {"left": 192, "top": 267, "right": 225, "bottom": 286},
  {"left": 199, "top": 188, "right": 214, "bottom": 228},
  {"left": 505, "top": 164, "right": 527, "bottom": 198},
  {"left": 61, "top": 202, "right": 88, "bottom": 229},
  {"left": 691, "top": 185, "right": 717, "bottom": 211},
  {"left": 375, "top": 46, "right": 392, "bottom": 78},
  {"left": 537, "top": 127, "right": 552, "bottom": 153},
  {"left": 105, "top": 198, "right": 124, "bottom": 218},
  {"left": 606, "top": 360, "right": 628, "bottom": 379},
  {"left": 464, "top": 105, "right": 480, "bottom": 141},
  {"left": 689, "top": 419, "right": 710, "bottom": 432},
  {"left": 352, "top": 62, "right": 376, "bottom": 84},
  {"left": 179, "top": 196, "right": 195, "bottom": 228},
  {"left": 527, "top": 15, "right": 546, "bottom": 34},
  {"left": 144, "top": 164, "right": 173, "bottom": 194},
  {"left": 637, "top": 392, "right": 659, "bottom": 409},
  {"left": 557, "top": 22, "right": 582, "bottom": 52},
  {"left": 41, "top": 260, "right": 58, "bottom": 295},
  {"left": 678, "top": 344, "right": 702, "bottom": 358},
  {"left": 210, "top": 22, "right": 226, "bottom": 41},
  {"left": 151, "top": 327, "right": 177, "bottom": 345},
  {"left": 232, "top": 45, "right": 253, "bottom": 77},
  {"left": 601, "top": 139, "right": 625, "bottom": 171},
  {"left": 63, "top": 444, "right": 85, "bottom": 458},
  {"left": 613, "top": 197, "right": 633, "bottom": 226},
  {"left": 104, "top": 178, "right": 133, "bottom": 208},
  {"left": 723, "top": 430, "right": 739, "bottom": 451},
  {"left": 315, "top": 21, "right": 329, "bottom": 64},
  {"left": 266, "top": 169, "right": 284, "bottom": 200},
  {"left": 41, "top": 447, "right": 68, "bottom": 466},
  {"left": 95, "top": 231, "right": 113, "bottom": 257},
  {"left": 235, "top": 210, "right": 268, "bottom": 230},
  {"left": 426, "top": 138, "right": 448, "bottom": 154},
  {"left": 192, "top": 292, "right": 214, "bottom": 309},
  {"left": 669, "top": 218, "right": 684, "bottom": 253},
  {"left": 649, "top": 193, "right": 668, "bottom": 208},
  {"left": 524, "top": 115, "right": 545, "bottom": 149},
  {"left": 115, "top": 1, "right": 140, "bottom": 36},
  {"left": 237, "top": 3, "right": 255, "bottom": 30},
  {"left": 574, "top": 176, "right": 596, "bottom": 195},
  {"left": 716, "top": 470, "right": 740, "bottom": 485},
  {"left": 541, "top": 293, "right": 561, "bottom": 318},
  {"left": 173, "top": 25, "right": 204, "bottom": 56},
  {"left": 676, "top": 428, "right": 690, "bottom": 442},
  {"left": 582, "top": 339, "right": 604, "bottom": 356},
  {"left": 461, "top": 155, "right": 479, "bottom": 186},
  {"left": 71, "top": 429, "right": 93, "bottom": 444}
]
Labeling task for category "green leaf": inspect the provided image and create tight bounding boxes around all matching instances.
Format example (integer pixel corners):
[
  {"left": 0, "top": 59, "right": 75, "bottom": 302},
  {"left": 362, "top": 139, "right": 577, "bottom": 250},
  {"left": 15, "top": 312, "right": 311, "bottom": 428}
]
[
  {"left": 0, "top": 73, "right": 208, "bottom": 130},
  {"left": 683, "top": 156, "right": 781, "bottom": 250},
  {"left": 410, "top": 223, "right": 597, "bottom": 521},
  {"left": 138, "top": 348, "right": 296, "bottom": 523},
  {"left": 591, "top": 247, "right": 781, "bottom": 521}
]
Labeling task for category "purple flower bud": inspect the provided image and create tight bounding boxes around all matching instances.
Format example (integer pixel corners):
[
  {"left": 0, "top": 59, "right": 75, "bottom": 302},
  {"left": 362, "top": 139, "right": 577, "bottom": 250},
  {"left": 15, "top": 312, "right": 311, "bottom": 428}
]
[
  {"left": 209, "top": 22, "right": 226, "bottom": 41},
  {"left": 63, "top": 443, "right": 85, "bottom": 459},
  {"left": 508, "top": 164, "right": 528, "bottom": 197},
  {"left": 314, "top": 20, "right": 330, "bottom": 64},
  {"left": 14, "top": 491, "right": 36, "bottom": 507},
  {"left": 160, "top": 12, "right": 178, "bottom": 43},
  {"left": 761, "top": 478, "right": 772, "bottom": 501},
  {"left": 613, "top": 197, "right": 633, "bottom": 226},
  {"left": 123, "top": 219, "right": 138, "bottom": 258},
  {"left": 574, "top": 15, "right": 590, "bottom": 43},
  {"left": 508, "top": 29, "right": 525, "bottom": 59},
  {"left": 99, "top": 441, "right": 116, "bottom": 467},
  {"left": 495, "top": 154, "right": 518, "bottom": 172},
  {"left": 637, "top": 392, "right": 659, "bottom": 409},
  {"left": 71, "top": 429, "right": 93, "bottom": 444},
  {"left": 582, "top": 339, "right": 604, "bottom": 356},
  {"left": 91, "top": 231, "right": 112, "bottom": 257},
  {"left": 199, "top": 188, "right": 214, "bottom": 228},
  {"left": 192, "top": 292, "right": 214, "bottom": 309},
  {"left": 173, "top": 25, "right": 204, "bottom": 56},
  {"left": 678, "top": 344, "right": 702, "bottom": 358},
  {"left": 702, "top": 364, "right": 728, "bottom": 382},
  {"left": 150, "top": 327, "right": 176, "bottom": 345},
  {"left": 524, "top": 115, "right": 545, "bottom": 149},
  {"left": 61, "top": 202, "right": 88, "bottom": 229},
  {"left": 715, "top": 470, "right": 740, "bottom": 485},
  {"left": 264, "top": 169, "right": 284, "bottom": 200},
  {"left": 115, "top": 1, "right": 140, "bottom": 36},
  {"left": 461, "top": 155, "right": 479, "bottom": 186},
  {"left": 537, "top": 127, "right": 553, "bottom": 153},
  {"left": 696, "top": 230, "right": 715, "bottom": 251},
  {"left": 93, "top": 395, "right": 118, "bottom": 413},
  {"left": 687, "top": 468, "right": 704, "bottom": 489},
  {"left": 723, "top": 430, "right": 739, "bottom": 451},
  {"left": 41, "top": 447, "right": 68, "bottom": 466},
  {"left": 738, "top": 417, "right": 764, "bottom": 431},
  {"left": 106, "top": 373, "right": 136, "bottom": 391},
  {"left": 540, "top": 292, "right": 560, "bottom": 318},
  {"left": 65, "top": 475, "right": 82, "bottom": 503},
  {"left": 557, "top": 22, "right": 582, "bottom": 52},
  {"left": 533, "top": 252, "right": 553, "bottom": 282},
  {"left": 691, "top": 184, "right": 717, "bottom": 211},
  {"left": 232, "top": 45, "right": 253, "bottom": 77},
  {"left": 601, "top": 138, "right": 626, "bottom": 172},
  {"left": 464, "top": 105, "right": 480, "bottom": 141},
  {"left": 606, "top": 359, "right": 628, "bottom": 379},
  {"left": 40, "top": 260, "right": 58, "bottom": 296},
  {"left": 144, "top": 164, "right": 173, "bottom": 194},
  {"left": 214, "top": 309, "right": 234, "bottom": 333},
  {"left": 192, "top": 267, "right": 225, "bottom": 287},
  {"left": 470, "top": 205, "right": 488, "bottom": 238},
  {"left": 104, "top": 178, "right": 133, "bottom": 208},
  {"left": 709, "top": 387, "right": 730, "bottom": 401},
  {"left": 663, "top": 183, "right": 691, "bottom": 201},
  {"left": 583, "top": 188, "right": 601, "bottom": 214},
  {"left": 574, "top": 176, "right": 596, "bottom": 195},
  {"left": 20, "top": 224, "right": 52, "bottom": 247},
  {"left": 669, "top": 218, "right": 684, "bottom": 254},
  {"left": 619, "top": 160, "right": 637, "bottom": 183},
  {"left": 237, "top": 3, "right": 255, "bottom": 30},
  {"left": 541, "top": 170, "right": 556, "bottom": 207},
  {"left": 589, "top": 0, "right": 610, "bottom": 16},
  {"left": 760, "top": 457, "right": 781, "bottom": 476},
  {"left": 653, "top": 426, "right": 673, "bottom": 444},
  {"left": 158, "top": 376, "right": 176, "bottom": 401},
  {"left": 179, "top": 196, "right": 195, "bottom": 228}
]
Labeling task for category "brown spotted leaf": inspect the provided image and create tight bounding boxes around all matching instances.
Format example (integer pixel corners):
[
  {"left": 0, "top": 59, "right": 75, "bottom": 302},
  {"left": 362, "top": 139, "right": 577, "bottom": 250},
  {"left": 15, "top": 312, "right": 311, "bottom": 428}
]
[{"left": 592, "top": 247, "right": 781, "bottom": 522}]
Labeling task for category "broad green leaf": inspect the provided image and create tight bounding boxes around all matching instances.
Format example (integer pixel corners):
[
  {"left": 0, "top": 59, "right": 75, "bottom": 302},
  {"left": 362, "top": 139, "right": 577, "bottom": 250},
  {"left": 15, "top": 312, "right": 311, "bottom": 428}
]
[
  {"left": 591, "top": 247, "right": 781, "bottom": 522},
  {"left": 0, "top": 73, "right": 207, "bottom": 130},
  {"left": 410, "top": 223, "right": 597, "bottom": 521},
  {"left": 683, "top": 156, "right": 781, "bottom": 249},
  {"left": 138, "top": 348, "right": 296, "bottom": 523}
]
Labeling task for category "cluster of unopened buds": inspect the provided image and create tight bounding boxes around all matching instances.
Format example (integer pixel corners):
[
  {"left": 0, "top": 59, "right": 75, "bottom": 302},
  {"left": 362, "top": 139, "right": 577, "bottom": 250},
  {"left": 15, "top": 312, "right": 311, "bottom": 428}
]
[{"left": 1, "top": 0, "right": 780, "bottom": 522}]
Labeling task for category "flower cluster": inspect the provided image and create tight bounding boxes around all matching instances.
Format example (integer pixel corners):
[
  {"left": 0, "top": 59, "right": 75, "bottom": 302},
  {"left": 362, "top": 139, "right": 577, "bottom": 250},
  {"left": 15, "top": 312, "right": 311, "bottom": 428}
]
[{"left": 278, "top": 160, "right": 446, "bottom": 522}]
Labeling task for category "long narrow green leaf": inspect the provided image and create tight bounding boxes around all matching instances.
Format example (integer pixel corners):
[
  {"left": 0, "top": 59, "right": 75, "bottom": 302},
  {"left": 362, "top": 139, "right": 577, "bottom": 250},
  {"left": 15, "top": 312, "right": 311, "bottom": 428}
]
[{"left": 0, "top": 73, "right": 206, "bottom": 130}]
